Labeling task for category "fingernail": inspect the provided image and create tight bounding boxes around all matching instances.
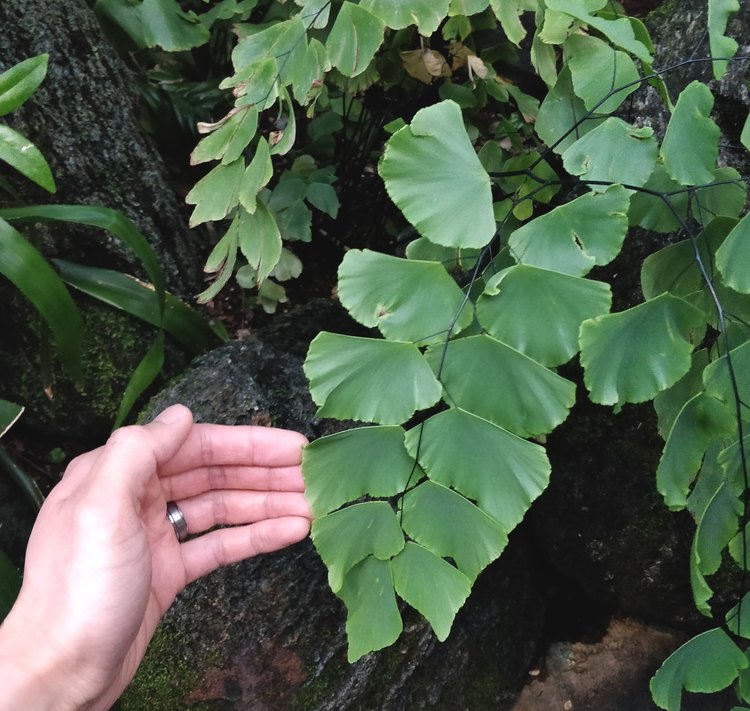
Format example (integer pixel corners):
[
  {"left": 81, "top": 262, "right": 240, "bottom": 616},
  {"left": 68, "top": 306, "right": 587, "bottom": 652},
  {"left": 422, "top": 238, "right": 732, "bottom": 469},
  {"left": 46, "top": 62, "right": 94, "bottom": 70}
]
[{"left": 154, "top": 404, "right": 186, "bottom": 424}]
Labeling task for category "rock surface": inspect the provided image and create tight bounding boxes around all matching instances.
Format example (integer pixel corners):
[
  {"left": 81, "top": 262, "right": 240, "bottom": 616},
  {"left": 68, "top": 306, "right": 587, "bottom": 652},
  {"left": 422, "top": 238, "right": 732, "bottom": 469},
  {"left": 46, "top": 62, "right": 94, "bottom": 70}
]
[{"left": 127, "top": 301, "right": 544, "bottom": 710}]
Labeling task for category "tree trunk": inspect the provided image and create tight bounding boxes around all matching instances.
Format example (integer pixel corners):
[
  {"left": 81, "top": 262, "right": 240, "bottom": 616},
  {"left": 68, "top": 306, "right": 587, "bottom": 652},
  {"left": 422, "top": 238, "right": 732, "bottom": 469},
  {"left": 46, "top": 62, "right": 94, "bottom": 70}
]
[{"left": 0, "top": 0, "right": 200, "bottom": 296}]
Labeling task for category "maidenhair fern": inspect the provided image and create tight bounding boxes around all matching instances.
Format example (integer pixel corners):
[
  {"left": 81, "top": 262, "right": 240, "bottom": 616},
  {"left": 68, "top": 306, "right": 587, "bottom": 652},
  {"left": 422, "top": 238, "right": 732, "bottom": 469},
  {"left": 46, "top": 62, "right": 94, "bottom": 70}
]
[{"left": 114, "top": 0, "right": 750, "bottom": 706}]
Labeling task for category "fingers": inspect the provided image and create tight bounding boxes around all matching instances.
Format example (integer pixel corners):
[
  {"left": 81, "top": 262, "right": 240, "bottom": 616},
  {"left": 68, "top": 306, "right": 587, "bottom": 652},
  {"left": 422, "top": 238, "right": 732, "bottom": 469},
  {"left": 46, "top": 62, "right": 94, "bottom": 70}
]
[
  {"left": 161, "top": 464, "right": 305, "bottom": 501},
  {"left": 176, "top": 490, "right": 311, "bottom": 534},
  {"left": 158, "top": 424, "right": 308, "bottom": 476},
  {"left": 180, "top": 517, "right": 311, "bottom": 583}
]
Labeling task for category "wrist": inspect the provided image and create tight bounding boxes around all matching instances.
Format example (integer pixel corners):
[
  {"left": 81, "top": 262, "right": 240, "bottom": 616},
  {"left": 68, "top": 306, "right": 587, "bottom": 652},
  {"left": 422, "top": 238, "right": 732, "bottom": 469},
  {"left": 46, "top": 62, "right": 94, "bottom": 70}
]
[{"left": 0, "top": 603, "right": 92, "bottom": 711}]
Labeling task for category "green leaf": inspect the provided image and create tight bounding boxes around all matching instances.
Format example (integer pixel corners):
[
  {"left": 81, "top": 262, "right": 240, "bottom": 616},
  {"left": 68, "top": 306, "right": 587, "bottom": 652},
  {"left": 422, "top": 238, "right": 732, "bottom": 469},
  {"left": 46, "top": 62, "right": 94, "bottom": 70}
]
[
  {"left": 114, "top": 331, "right": 165, "bottom": 428},
  {"left": 391, "top": 542, "right": 471, "bottom": 641},
  {"left": 640, "top": 217, "right": 730, "bottom": 301},
  {"left": 509, "top": 185, "right": 630, "bottom": 277},
  {"left": 448, "top": 0, "right": 489, "bottom": 14},
  {"left": 0, "top": 400, "right": 24, "bottom": 439},
  {"left": 53, "top": 260, "right": 221, "bottom": 355},
  {"left": 190, "top": 107, "right": 259, "bottom": 166},
  {"left": 338, "top": 556, "right": 402, "bottom": 662},
  {"left": 230, "top": 58, "right": 280, "bottom": 112},
  {"left": 380, "top": 100, "right": 495, "bottom": 249},
  {"left": 337, "top": 249, "right": 473, "bottom": 346},
  {"left": 580, "top": 294, "right": 705, "bottom": 406},
  {"left": 691, "top": 480, "right": 742, "bottom": 613},
  {"left": 0, "top": 204, "right": 167, "bottom": 305},
  {"left": 697, "top": 167, "right": 747, "bottom": 221},
  {"left": 0, "top": 54, "right": 48, "bottom": 117},
  {"left": 727, "top": 591, "right": 750, "bottom": 638},
  {"left": 490, "top": 0, "right": 527, "bottom": 46},
  {"left": 628, "top": 164, "right": 689, "bottom": 233},
  {"left": 196, "top": 225, "right": 239, "bottom": 304},
  {"left": 545, "top": 0, "right": 652, "bottom": 62},
  {"left": 304, "top": 333, "right": 442, "bottom": 424},
  {"left": 232, "top": 18, "right": 307, "bottom": 82},
  {"left": 656, "top": 392, "right": 736, "bottom": 510},
  {"left": 326, "top": 3, "right": 385, "bottom": 78},
  {"left": 238, "top": 137, "right": 273, "bottom": 213},
  {"left": 276, "top": 200, "right": 312, "bottom": 242},
  {"left": 141, "top": 0, "right": 210, "bottom": 50},
  {"left": 271, "top": 248, "right": 303, "bottom": 282},
  {"left": 742, "top": 110, "right": 750, "bottom": 152},
  {"left": 291, "top": 38, "right": 331, "bottom": 104},
  {"left": 535, "top": 66, "right": 596, "bottom": 155},
  {"left": 401, "top": 480, "right": 507, "bottom": 583},
  {"left": 0, "top": 550, "right": 21, "bottom": 622},
  {"left": 185, "top": 159, "right": 244, "bottom": 227},
  {"left": 0, "top": 125, "right": 56, "bottom": 192},
  {"left": 302, "top": 426, "right": 416, "bottom": 517},
  {"left": 704, "top": 338, "right": 750, "bottom": 409},
  {"left": 360, "top": 0, "right": 450, "bottom": 35},
  {"left": 0, "top": 218, "right": 83, "bottom": 382},
  {"left": 236, "top": 202, "right": 282, "bottom": 285},
  {"left": 305, "top": 182, "right": 339, "bottom": 218},
  {"left": 477, "top": 265, "right": 612, "bottom": 367},
  {"left": 270, "top": 85, "right": 297, "bottom": 157},
  {"left": 661, "top": 82, "right": 719, "bottom": 186},
  {"left": 531, "top": 24, "right": 559, "bottom": 87},
  {"left": 406, "top": 408, "right": 550, "bottom": 533},
  {"left": 95, "top": 0, "right": 147, "bottom": 48},
  {"left": 427, "top": 334, "right": 576, "bottom": 437},
  {"left": 716, "top": 213, "right": 750, "bottom": 294},
  {"left": 405, "top": 238, "right": 480, "bottom": 273},
  {"left": 565, "top": 34, "right": 639, "bottom": 114},
  {"left": 562, "top": 117, "right": 657, "bottom": 190},
  {"left": 256, "top": 278, "right": 287, "bottom": 313},
  {"left": 294, "top": 0, "right": 331, "bottom": 29},
  {"left": 708, "top": 0, "right": 740, "bottom": 80},
  {"left": 650, "top": 629, "right": 747, "bottom": 710},
  {"left": 312, "top": 502, "right": 404, "bottom": 591},
  {"left": 654, "top": 350, "right": 711, "bottom": 439}
]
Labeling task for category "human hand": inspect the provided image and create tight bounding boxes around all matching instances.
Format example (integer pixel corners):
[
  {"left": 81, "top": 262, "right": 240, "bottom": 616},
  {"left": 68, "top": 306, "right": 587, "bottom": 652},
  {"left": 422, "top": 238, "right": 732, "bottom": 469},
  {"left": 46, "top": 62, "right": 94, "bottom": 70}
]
[{"left": 0, "top": 404, "right": 311, "bottom": 710}]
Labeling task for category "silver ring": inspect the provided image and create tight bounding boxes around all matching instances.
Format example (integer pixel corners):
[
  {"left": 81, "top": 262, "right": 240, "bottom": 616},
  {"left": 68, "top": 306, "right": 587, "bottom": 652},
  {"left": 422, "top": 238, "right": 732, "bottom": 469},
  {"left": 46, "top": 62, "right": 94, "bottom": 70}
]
[{"left": 166, "top": 501, "right": 189, "bottom": 542}]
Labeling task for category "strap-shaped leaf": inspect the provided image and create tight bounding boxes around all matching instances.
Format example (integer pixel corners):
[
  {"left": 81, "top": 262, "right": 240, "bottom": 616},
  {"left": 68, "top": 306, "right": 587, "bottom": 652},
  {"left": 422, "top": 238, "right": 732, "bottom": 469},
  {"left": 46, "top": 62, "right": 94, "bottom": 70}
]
[
  {"left": 312, "top": 502, "right": 404, "bottom": 592},
  {"left": 406, "top": 408, "right": 550, "bottom": 533},
  {"left": 185, "top": 159, "right": 244, "bottom": 227},
  {"left": 391, "top": 542, "right": 471, "bottom": 642},
  {"left": 0, "top": 400, "right": 23, "bottom": 439},
  {"left": 326, "top": 2, "right": 384, "bottom": 78},
  {"left": 565, "top": 34, "right": 639, "bottom": 114},
  {"left": 338, "top": 249, "right": 473, "bottom": 345},
  {"left": 359, "top": 0, "right": 450, "bottom": 35},
  {"left": 545, "top": 0, "right": 652, "bottom": 62},
  {"left": 716, "top": 212, "right": 750, "bottom": 294},
  {"left": 562, "top": 117, "right": 657, "bottom": 190},
  {"left": 53, "top": 260, "right": 222, "bottom": 355},
  {"left": 656, "top": 392, "right": 736, "bottom": 511},
  {"left": 650, "top": 629, "right": 747, "bottom": 711},
  {"left": 401, "top": 480, "right": 507, "bottom": 583},
  {"left": 114, "top": 331, "right": 165, "bottom": 428},
  {"left": 427, "top": 334, "right": 576, "bottom": 437},
  {"left": 476, "top": 265, "right": 612, "bottom": 366},
  {"left": 0, "top": 125, "right": 55, "bottom": 192},
  {"left": 338, "top": 556, "right": 402, "bottom": 662},
  {"left": 141, "top": 0, "right": 210, "bottom": 50},
  {"left": 302, "top": 426, "right": 416, "bottom": 516},
  {"left": 580, "top": 294, "right": 705, "bottom": 405},
  {"left": 304, "top": 333, "right": 442, "bottom": 424},
  {"left": 508, "top": 185, "right": 630, "bottom": 277},
  {"left": 708, "top": 0, "right": 740, "bottom": 79},
  {"left": 0, "top": 217, "right": 83, "bottom": 382},
  {"left": 0, "top": 54, "right": 48, "bottom": 117},
  {"left": 190, "top": 107, "right": 259, "bottom": 165},
  {"left": 380, "top": 100, "right": 495, "bottom": 249},
  {"left": 661, "top": 82, "right": 719, "bottom": 186}
]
